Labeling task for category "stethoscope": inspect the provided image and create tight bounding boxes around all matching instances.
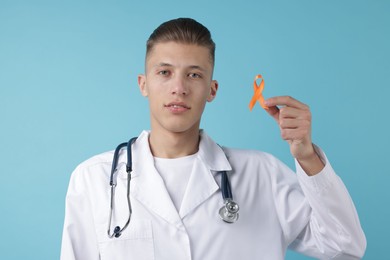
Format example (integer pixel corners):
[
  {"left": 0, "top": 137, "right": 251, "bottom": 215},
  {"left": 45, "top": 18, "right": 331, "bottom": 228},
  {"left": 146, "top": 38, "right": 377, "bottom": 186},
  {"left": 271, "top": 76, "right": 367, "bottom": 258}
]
[{"left": 107, "top": 137, "right": 240, "bottom": 238}]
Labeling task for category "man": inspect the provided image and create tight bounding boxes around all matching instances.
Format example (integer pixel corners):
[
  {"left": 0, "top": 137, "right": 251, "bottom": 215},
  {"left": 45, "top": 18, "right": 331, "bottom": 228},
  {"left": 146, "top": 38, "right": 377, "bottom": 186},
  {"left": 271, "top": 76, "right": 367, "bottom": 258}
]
[{"left": 61, "top": 18, "right": 366, "bottom": 259}]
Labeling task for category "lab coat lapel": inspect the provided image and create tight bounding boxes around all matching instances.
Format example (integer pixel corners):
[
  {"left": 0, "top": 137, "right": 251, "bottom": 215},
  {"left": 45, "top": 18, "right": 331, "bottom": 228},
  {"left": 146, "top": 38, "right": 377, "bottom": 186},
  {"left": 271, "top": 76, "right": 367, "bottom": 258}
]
[
  {"left": 130, "top": 131, "right": 182, "bottom": 226},
  {"left": 179, "top": 131, "right": 232, "bottom": 219}
]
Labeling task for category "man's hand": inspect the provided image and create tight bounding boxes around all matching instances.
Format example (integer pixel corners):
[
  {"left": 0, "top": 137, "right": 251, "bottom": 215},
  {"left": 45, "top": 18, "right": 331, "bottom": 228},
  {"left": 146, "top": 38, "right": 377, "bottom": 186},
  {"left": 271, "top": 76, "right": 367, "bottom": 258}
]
[{"left": 264, "top": 96, "right": 324, "bottom": 176}]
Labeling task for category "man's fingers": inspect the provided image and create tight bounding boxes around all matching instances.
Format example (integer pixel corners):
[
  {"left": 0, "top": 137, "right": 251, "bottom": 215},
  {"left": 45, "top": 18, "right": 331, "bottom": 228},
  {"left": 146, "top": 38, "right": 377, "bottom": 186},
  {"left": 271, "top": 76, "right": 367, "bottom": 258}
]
[
  {"left": 279, "top": 106, "right": 312, "bottom": 120},
  {"left": 280, "top": 127, "right": 311, "bottom": 141},
  {"left": 265, "top": 96, "right": 309, "bottom": 110},
  {"left": 261, "top": 95, "right": 315, "bottom": 162},
  {"left": 279, "top": 118, "right": 310, "bottom": 129},
  {"left": 263, "top": 96, "right": 312, "bottom": 144}
]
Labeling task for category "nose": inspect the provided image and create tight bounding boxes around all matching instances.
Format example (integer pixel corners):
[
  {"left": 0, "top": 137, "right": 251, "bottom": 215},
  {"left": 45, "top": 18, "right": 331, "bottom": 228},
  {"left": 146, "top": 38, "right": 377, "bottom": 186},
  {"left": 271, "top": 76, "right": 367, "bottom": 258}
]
[{"left": 171, "top": 76, "right": 188, "bottom": 96}]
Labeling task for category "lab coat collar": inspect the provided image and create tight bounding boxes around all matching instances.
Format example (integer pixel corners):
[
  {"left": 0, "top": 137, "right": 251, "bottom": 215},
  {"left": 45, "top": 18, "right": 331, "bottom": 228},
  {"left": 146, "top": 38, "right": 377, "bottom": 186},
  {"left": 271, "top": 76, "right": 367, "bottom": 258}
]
[
  {"left": 197, "top": 129, "right": 232, "bottom": 172},
  {"left": 127, "top": 130, "right": 232, "bottom": 225},
  {"left": 130, "top": 131, "right": 181, "bottom": 226},
  {"left": 179, "top": 130, "right": 232, "bottom": 218}
]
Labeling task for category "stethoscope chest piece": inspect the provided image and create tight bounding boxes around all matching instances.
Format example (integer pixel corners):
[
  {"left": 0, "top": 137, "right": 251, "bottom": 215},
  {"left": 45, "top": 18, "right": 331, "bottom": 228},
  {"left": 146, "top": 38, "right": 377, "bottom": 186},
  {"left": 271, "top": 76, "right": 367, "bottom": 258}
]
[{"left": 219, "top": 199, "right": 239, "bottom": 223}]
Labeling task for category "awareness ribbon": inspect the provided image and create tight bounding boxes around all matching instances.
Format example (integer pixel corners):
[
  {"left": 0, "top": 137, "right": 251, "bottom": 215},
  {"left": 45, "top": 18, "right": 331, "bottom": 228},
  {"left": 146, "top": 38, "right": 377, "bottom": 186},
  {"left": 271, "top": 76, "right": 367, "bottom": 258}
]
[{"left": 249, "top": 74, "right": 268, "bottom": 111}]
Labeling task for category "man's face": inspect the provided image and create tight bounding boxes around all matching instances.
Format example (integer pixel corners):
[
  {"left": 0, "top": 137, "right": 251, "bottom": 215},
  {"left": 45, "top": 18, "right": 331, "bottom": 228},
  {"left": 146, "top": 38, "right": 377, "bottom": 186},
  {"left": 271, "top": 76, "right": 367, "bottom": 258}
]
[{"left": 138, "top": 42, "right": 218, "bottom": 135}]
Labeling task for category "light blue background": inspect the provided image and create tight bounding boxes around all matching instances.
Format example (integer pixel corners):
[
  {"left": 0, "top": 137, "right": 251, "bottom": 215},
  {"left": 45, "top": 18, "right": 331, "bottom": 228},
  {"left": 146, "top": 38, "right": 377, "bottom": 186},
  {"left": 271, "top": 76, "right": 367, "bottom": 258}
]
[{"left": 0, "top": 0, "right": 388, "bottom": 259}]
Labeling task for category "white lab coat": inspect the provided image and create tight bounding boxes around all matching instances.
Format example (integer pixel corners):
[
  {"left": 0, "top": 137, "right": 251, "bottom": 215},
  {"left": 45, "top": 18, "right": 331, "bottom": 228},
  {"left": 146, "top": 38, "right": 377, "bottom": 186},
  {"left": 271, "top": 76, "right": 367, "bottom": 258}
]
[{"left": 61, "top": 130, "right": 366, "bottom": 260}]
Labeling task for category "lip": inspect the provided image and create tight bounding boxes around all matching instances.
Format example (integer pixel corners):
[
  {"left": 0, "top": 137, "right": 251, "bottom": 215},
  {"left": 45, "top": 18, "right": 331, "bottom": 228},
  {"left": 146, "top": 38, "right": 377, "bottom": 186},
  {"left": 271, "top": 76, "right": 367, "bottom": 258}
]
[{"left": 165, "top": 101, "right": 191, "bottom": 113}]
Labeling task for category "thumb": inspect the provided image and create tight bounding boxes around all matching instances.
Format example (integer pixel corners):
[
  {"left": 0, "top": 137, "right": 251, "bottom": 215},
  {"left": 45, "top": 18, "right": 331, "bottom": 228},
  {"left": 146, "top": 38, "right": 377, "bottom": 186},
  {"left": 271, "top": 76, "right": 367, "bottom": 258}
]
[{"left": 265, "top": 104, "right": 280, "bottom": 123}]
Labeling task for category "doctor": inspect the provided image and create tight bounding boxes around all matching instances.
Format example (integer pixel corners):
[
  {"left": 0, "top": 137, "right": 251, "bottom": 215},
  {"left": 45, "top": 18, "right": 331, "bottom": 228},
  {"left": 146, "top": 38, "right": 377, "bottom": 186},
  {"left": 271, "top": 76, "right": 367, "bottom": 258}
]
[{"left": 61, "top": 18, "right": 366, "bottom": 259}]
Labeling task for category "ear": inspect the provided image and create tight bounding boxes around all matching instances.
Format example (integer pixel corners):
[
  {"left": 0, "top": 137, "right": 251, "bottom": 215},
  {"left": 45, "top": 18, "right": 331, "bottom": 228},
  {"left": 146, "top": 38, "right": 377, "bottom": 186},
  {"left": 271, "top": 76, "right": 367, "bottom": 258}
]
[
  {"left": 207, "top": 80, "right": 218, "bottom": 102},
  {"left": 138, "top": 74, "right": 148, "bottom": 97}
]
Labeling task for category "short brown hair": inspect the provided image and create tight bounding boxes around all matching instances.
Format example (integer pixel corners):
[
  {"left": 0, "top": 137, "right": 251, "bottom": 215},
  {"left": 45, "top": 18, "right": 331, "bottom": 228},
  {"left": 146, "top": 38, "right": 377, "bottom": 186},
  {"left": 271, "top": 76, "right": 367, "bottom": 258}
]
[{"left": 146, "top": 18, "right": 216, "bottom": 65}]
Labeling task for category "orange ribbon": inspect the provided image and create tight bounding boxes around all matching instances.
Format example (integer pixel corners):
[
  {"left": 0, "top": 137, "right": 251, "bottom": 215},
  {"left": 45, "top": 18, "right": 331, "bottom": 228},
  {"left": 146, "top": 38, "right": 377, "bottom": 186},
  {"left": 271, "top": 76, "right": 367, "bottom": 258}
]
[{"left": 249, "top": 74, "right": 268, "bottom": 110}]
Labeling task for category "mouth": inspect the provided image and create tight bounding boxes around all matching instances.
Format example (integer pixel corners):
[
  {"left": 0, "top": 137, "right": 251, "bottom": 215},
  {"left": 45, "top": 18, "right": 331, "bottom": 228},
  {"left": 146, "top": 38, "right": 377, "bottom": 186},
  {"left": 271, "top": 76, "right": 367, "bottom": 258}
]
[
  {"left": 165, "top": 102, "right": 190, "bottom": 109},
  {"left": 165, "top": 102, "right": 191, "bottom": 113}
]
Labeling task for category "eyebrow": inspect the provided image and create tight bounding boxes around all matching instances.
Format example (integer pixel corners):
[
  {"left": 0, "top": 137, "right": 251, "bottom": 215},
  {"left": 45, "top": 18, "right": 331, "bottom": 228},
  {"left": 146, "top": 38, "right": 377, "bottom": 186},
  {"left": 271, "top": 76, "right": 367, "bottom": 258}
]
[
  {"left": 153, "top": 62, "right": 206, "bottom": 72},
  {"left": 154, "top": 62, "right": 172, "bottom": 68}
]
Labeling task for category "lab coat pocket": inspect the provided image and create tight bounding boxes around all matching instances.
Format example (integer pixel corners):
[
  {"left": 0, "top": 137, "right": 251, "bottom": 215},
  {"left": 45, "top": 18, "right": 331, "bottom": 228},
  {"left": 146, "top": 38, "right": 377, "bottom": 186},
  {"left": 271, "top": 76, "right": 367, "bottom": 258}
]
[{"left": 98, "top": 219, "right": 154, "bottom": 260}]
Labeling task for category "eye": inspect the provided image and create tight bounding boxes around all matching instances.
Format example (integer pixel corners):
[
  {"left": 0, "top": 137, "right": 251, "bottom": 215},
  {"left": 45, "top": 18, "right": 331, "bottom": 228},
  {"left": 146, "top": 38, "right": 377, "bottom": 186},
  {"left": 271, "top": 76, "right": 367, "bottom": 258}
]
[
  {"left": 188, "top": 73, "right": 201, "bottom": 79},
  {"left": 158, "top": 70, "right": 170, "bottom": 76}
]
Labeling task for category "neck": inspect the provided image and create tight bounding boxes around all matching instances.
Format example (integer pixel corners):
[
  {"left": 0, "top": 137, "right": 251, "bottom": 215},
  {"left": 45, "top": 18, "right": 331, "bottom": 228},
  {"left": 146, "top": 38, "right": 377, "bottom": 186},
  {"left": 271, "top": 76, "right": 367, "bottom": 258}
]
[{"left": 149, "top": 129, "right": 200, "bottom": 158}]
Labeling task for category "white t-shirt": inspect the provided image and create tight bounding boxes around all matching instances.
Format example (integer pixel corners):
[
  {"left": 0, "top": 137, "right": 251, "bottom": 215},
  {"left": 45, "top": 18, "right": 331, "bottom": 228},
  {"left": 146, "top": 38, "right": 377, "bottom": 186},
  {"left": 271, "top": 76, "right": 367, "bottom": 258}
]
[{"left": 153, "top": 153, "right": 197, "bottom": 211}]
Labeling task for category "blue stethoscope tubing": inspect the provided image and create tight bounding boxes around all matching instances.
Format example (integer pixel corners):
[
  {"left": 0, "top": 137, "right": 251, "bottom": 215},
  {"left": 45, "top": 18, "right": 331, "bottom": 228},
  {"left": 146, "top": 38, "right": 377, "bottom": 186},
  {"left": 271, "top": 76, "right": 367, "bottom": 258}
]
[{"left": 107, "top": 137, "right": 239, "bottom": 238}]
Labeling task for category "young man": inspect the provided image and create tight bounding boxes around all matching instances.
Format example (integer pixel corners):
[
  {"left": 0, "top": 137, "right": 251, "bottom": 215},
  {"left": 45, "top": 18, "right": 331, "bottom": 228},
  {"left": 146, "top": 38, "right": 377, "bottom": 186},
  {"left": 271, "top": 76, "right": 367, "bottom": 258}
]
[{"left": 61, "top": 18, "right": 366, "bottom": 259}]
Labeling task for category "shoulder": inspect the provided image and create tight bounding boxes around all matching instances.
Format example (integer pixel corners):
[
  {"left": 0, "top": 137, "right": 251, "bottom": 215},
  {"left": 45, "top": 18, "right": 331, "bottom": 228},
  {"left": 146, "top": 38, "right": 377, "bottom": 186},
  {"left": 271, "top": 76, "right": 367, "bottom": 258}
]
[
  {"left": 66, "top": 150, "right": 117, "bottom": 194},
  {"left": 74, "top": 150, "right": 114, "bottom": 172},
  {"left": 69, "top": 150, "right": 117, "bottom": 184}
]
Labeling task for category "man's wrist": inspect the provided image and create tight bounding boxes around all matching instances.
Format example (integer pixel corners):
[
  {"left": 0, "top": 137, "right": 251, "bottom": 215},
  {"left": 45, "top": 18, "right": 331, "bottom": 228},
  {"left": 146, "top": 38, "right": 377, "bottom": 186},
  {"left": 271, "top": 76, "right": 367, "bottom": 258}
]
[{"left": 297, "top": 145, "right": 325, "bottom": 176}]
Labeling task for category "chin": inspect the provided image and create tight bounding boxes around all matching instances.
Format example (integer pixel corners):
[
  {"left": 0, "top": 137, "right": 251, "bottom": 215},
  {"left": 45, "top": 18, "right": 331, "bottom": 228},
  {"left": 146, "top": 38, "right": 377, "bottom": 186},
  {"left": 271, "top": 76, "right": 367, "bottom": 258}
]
[
  {"left": 166, "top": 125, "right": 198, "bottom": 134},
  {"left": 163, "top": 121, "right": 201, "bottom": 135},
  {"left": 151, "top": 115, "right": 201, "bottom": 135}
]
